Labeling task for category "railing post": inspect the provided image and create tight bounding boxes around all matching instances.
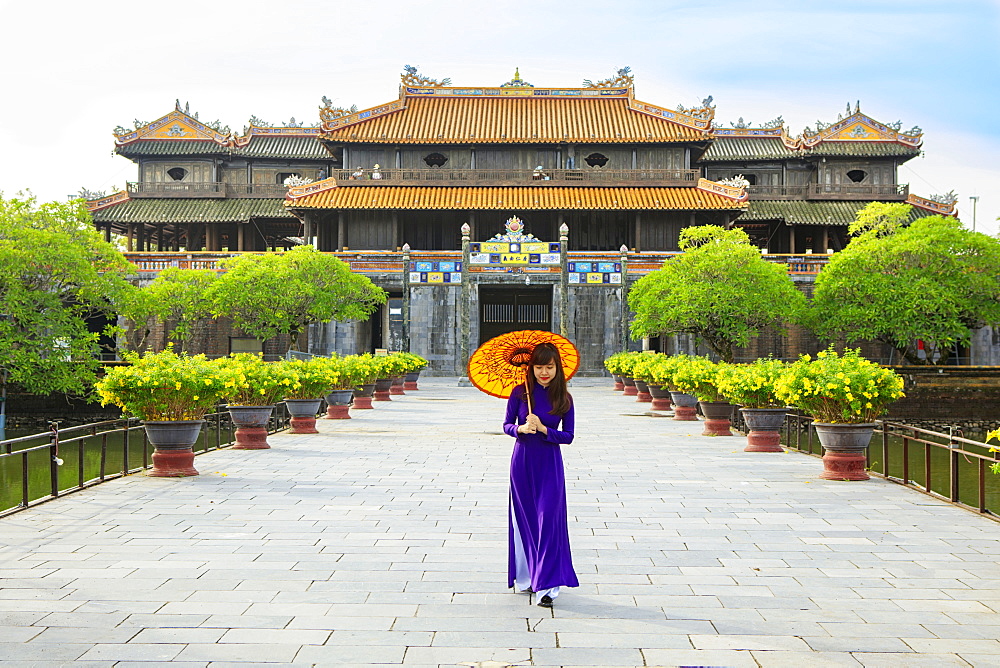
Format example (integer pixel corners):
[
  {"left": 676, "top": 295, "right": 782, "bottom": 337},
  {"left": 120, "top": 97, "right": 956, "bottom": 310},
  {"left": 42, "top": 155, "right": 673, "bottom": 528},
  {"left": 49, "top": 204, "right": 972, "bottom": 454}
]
[
  {"left": 619, "top": 245, "right": 629, "bottom": 353},
  {"left": 48, "top": 421, "right": 60, "bottom": 498}
]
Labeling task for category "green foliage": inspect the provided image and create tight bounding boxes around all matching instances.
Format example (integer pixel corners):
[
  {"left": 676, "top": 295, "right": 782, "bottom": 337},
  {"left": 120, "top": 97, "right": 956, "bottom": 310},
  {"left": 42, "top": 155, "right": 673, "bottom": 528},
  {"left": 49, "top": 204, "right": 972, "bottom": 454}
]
[
  {"left": 214, "top": 353, "right": 299, "bottom": 406},
  {"left": 715, "top": 358, "right": 788, "bottom": 408},
  {"left": 811, "top": 213, "right": 1000, "bottom": 364},
  {"left": 628, "top": 225, "right": 806, "bottom": 363},
  {"left": 0, "top": 193, "right": 135, "bottom": 397},
  {"left": 95, "top": 349, "right": 227, "bottom": 421},
  {"left": 209, "top": 246, "right": 387, "bottom": 353},
  {"left": 117, "top": 268, "right": 217, "bottom": 353},
  {"left": 847, "top": 201, "right": 911, "bottom": 238},
  {"left": 671, "top": 356, "right": 729, "bottom": 402},
  {"left": 987, "top": 430, "right": 1000, "bottom": 474},
  {"left": 772, "top": 347, "right": 905, "bottom": 423},
  {"left": 629, "top": 352, "right": 664, "bottom": 382}
]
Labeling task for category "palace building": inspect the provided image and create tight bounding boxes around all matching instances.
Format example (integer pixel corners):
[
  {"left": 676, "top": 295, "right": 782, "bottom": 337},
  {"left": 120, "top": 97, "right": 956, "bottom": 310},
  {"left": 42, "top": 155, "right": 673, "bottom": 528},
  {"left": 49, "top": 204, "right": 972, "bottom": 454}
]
[{"left": 86, "top": 67, "right": 959, "bottom": 372}]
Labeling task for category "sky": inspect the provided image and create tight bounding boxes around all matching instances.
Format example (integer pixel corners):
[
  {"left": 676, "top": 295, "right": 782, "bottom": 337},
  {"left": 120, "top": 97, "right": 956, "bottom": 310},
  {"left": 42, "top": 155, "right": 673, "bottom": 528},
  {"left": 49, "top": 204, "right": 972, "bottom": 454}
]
[{"left": 1, "top": 0, "right": 997, "bottom": 236}]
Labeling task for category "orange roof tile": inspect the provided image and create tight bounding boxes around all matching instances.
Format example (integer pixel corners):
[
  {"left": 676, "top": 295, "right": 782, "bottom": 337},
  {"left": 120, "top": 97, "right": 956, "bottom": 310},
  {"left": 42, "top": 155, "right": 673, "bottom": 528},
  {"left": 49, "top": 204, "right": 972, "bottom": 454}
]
[
  {"left": 285, "top": 186, "right": 744, "bottom": 211},
  {"left": 319, "top": 97, "right": 707, "bottom": 144}
]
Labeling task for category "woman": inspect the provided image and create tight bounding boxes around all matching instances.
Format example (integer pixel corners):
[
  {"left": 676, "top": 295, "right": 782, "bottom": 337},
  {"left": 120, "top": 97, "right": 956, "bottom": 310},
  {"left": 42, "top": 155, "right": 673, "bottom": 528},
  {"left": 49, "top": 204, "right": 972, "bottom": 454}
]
[{"left": 503, "top": 342, "right": 579, "bottom": 607}]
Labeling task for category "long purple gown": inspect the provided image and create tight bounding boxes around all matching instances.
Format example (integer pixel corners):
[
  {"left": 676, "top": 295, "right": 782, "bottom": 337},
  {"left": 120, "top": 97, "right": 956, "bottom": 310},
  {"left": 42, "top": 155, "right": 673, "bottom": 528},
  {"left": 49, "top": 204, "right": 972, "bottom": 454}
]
[{"left": 503, "top": 384, "right": 579, "bottom": 592}]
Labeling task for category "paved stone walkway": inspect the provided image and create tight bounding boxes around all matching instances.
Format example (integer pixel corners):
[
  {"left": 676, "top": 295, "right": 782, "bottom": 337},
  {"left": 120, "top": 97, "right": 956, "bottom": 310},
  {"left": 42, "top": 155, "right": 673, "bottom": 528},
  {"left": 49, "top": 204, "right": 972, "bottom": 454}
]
[{"left": 2, "top": 377, "right": 1000, "bottom": 667}]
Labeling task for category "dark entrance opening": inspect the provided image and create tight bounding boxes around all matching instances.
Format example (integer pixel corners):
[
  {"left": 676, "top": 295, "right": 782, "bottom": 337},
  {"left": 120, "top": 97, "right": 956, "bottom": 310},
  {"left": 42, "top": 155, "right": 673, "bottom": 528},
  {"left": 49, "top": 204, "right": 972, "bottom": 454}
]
[{"left": 479, "top": 285, "right": 553, "bottom": 344}]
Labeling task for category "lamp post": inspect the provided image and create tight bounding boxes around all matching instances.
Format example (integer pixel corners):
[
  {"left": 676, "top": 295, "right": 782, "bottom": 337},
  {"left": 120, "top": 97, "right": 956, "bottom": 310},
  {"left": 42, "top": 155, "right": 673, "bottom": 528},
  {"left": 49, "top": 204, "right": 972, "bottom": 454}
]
[
  {"left": 619, "top": 245, "right": 629, "bottom": 354},
  {"left": 969, "top": 196, "right": 979, "bottom": 232},
  {"left": 459, "top": 223, "right": 472, "bottom": 385},
  {"left": 401, "top": 243, "right": 411, "bottom": 353}
]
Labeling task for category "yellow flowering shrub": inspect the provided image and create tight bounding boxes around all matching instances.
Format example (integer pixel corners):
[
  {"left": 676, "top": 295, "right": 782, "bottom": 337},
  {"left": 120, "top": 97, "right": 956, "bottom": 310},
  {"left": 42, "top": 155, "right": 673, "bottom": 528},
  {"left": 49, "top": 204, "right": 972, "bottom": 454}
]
[
  {"left": 282, "top": 357, "right": 340, "bottom": 399},
  {"left": 646, "top": 354, "right": 693, "bottom": 390},
  {"left": 213, "top": 354, "right": 299, "bottom": 406},
  {"left": 671, "top": 356, "right": 731, "bottom": 402},
  {"left": 716, "top": 358, "right": 788, "bottom": 408},
  {"left": 773, "top": 346, "right": 905, "bottom": 423},
  {"left": 95, "top": 349, "right": 227, "bottom": 421},
  {"left": 986, "top": 429, "right": 1000, "bottom": 474}
]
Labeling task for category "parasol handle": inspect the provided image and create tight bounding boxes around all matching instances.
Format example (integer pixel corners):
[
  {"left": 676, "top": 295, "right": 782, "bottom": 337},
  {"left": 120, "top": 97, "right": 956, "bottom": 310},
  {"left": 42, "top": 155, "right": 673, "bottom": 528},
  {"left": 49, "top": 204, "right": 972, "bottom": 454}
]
[{"left": 523, "top": 370, "right": 533, "bottom": 416}]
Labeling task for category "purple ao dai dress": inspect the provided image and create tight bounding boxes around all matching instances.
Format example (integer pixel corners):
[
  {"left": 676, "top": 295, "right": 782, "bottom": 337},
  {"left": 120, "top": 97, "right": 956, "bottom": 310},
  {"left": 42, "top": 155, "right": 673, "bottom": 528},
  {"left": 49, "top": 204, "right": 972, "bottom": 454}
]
[{"left": 503, "top": 384, "right": 579, "bottom": 598}]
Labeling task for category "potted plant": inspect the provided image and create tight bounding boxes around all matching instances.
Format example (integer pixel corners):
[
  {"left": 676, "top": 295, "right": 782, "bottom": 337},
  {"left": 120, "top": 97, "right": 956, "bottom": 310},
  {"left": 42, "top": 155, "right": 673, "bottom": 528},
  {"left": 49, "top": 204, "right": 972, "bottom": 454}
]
[
  {"left": 282, "top": 357, "right": 338, "bottom": 434},
  {"left": 773, "top": 347, "right": 905, "bottom": 480},
  {"left": 616, "top": 351, "right": 644, "bottom": 397},
  {"left": 216, "top": 354, "right": 297, "bottom": 449},
  {"left": 717, "top": 358, "right": 789, "bottom": 452},
  {"left": 402, "top": 352, "right": 429, "bottom": 390},
  {"left": 672, "top": 356, "right": 736, "bottom": 436},
  {"left": 603, "top": 352, "right": 629, "bottom": 391},
  {"left": 651, "top": 354, "right": 699, "bottom": 421},
  {"left": 630, "top": 353, "right": 660, "bottom": 404},
  {"left": 387, "top": 352, "right": 412, "bottom": 396},
  {"left": 95, "top": 349, "right": 227, "bottom": 477},
  {"left": 346, "top": 354, "right": 380, "bottom": 409},
  {"left": 323, "top": 356, "right": 359, "bottom": 419},
  {"left": 373, "top": 354, "right": 408, "bottom": 401}
]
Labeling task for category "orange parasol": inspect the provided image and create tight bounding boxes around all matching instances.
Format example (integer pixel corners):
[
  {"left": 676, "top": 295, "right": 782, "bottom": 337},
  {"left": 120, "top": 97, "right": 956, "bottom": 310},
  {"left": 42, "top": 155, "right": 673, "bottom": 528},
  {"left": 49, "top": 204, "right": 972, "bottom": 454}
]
[{"left": 467, "top": 330, "right": 580, "bottom": 405}]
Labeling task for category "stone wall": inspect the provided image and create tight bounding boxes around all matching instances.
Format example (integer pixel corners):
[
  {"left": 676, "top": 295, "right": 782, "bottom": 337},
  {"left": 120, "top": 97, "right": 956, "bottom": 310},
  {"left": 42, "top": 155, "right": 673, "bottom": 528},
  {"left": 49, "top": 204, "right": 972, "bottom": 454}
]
[{"left": 884, "top": 366, "right": 1000, "bottom": 424}]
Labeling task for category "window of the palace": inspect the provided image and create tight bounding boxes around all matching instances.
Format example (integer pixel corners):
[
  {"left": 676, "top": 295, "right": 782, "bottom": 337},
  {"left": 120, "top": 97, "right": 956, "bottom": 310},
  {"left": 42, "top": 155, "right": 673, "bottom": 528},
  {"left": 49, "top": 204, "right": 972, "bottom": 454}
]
[
  {"left": 846, "top": 169, "right": 867, "bottom": 183},
  {"left": 585, "top": 153, "right": 609, "bottom": 167},
  {"left": 277, "top": 172, "right": 301, "bottom": 184},
  {"left": 167, "top": 167, "right": 188, "bottom": 181},
  {"left": 230, "top": 337, "right": 263, "bottom": 354},
  {"left": 423, "top": 153, "right": 448, "bottom": 167}
]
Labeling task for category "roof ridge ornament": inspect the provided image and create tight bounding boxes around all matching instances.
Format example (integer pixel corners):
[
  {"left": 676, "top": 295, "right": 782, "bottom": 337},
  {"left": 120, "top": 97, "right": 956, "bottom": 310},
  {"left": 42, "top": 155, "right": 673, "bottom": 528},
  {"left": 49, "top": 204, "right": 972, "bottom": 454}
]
[
  {"left": 501, "top": 67, "right": 534, "bottom": 88},
  {"left": 401, "top": 64, "right": 451, "bottom": 87},
  {"left": 582, "top": 66, "right": 634, "bottom": 89},
  {"left": 675, "top": 95, "right": 715, "bottom": 121},
  {"left": 319, "top": 97, "right": 359, "bottom": 123},
  {"left": 800, "top": 103, "right": 923, "bottom": 149}
]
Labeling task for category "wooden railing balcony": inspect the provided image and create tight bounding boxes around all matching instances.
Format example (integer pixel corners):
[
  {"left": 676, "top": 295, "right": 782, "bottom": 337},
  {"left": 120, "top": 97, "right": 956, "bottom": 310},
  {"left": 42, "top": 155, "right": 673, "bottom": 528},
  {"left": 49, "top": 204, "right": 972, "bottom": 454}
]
[
  {"left": 333, "top": 168, "right": 700, "bottom": 187},
  {"left": 126, "top": 182, "right": 290, "bottom": 198},
  {"left": 748, "top": 183, "right": 909, "bottom": 201}
]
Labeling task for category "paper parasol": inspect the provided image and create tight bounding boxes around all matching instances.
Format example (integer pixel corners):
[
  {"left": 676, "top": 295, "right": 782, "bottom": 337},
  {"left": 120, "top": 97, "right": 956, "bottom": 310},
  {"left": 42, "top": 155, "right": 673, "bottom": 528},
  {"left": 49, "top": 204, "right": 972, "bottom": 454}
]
[{"left": 467, "top": 330, "right": 580, "bottom": 400}]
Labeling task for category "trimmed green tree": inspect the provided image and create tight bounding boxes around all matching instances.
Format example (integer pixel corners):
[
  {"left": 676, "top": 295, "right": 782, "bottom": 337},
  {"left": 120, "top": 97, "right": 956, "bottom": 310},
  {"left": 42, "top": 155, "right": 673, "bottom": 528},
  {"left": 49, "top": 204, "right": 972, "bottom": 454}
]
[
  {"left": 628, "top": 225, "right": 806, "bottom": 363},
  {"left": 810, "top": 205, "right": 1000, "bottom": 365},
  {"left": 0, "top": 194, "right": 135, "bottom": 397},
  {"left": 208, "top": 246, "right": 387, "bottom": 353},
  {"left": 119, "top": 268, "right": 217, "bottom": 353}
]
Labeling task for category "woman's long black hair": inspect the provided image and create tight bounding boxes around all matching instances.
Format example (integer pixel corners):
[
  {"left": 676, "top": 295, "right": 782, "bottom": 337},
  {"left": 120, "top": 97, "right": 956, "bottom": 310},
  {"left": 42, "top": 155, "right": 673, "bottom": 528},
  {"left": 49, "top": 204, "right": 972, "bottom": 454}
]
[{"left": 525, "top": 342, "right": 572, "bottom": 416}]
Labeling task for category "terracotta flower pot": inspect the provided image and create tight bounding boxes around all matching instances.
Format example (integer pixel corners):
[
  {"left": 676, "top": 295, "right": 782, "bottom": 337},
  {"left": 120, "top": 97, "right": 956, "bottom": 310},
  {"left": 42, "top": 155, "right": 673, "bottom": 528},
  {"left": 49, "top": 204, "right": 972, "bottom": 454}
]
[
  {"left": 740, "top": 408, "right": 787, "bottom": 452},
  {"left": 324, "top": 390, "right": 355, "bottom": 419},
  {"left": 634, "top": 379, "right": 653, "bottom": 403},
  {"left": 814, "top": 422, "right": 877, "bottom": 481},
  {"left": 404, "top": 371, "right": 421, "bottom": 391},
  {"left": 622, "top": 376, "right": 638, "bottom": 397},
  {"left": 699, "top": 401, "right": 735, "bottom": 436},
  {"left": 227, "top": 405, "right": 274, "bottom": 449},
  {"left": 353, "top": 383, "right": 375, "bottom": 409},
  {"left": 284, "top": 399, "right": 322, "bottom": 434},
  {"left": 390, "top": 375, "right": 406, "bottom": 395},
  {"left": 668, "top": 391, "right": 699, "bottom": 421},
  {"left": 374, "top": 378, "right": 393, "bottom": 402},
  {"left": 647, "top": 384, "right": 672, "bottom": 412},
  {"left": 612, "top": 374, "right": 624, "bottom": 392},
  {"left": 143, "top": 420, "right": 204, "bottom": 477}
]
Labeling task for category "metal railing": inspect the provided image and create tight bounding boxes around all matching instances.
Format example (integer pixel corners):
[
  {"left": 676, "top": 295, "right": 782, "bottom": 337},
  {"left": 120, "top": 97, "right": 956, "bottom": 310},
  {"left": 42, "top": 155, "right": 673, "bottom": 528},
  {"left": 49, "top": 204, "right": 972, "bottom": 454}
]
[
  {"left": 0, "top": 405, "right": 294, "bottom": 518},
  {"left": 333, "top": 168, "right": 699, "bottom": 185},
  {"left": 782, "top": 414, "right": 1000, "bottom": 520}
]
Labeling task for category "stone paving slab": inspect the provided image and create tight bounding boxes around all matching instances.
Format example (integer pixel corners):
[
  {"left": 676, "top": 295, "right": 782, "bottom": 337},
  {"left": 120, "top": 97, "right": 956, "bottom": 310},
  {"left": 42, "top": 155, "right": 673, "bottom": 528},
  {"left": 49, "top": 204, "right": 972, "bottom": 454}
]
[{"left": 1, "top": 376, "right": 999, "bottom": 666}]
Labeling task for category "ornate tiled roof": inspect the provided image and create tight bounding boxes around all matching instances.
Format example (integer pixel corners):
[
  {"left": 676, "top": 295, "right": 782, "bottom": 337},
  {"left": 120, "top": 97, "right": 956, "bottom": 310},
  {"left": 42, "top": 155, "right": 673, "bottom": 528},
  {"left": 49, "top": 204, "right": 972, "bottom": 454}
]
[
  {"left": 89, "top": 198, "right": 294, "bottom": 223},
  {"left": 236, "top": 135, "right": 329, "bottom": 159},
  {"left": 284, "top": 184, "right": 745, "bottom": 211},
  {"left": 117, "top": 140, "right": 234, "bottom": 157},
  {"left": 738, "top": 200, "right": 940, "bottom": 226},
  {"left": 319, "top": 97, "right": 712, "bottom": 145},
  {"left": 701, "top": 137, "right": 800, "bottom": 161}
]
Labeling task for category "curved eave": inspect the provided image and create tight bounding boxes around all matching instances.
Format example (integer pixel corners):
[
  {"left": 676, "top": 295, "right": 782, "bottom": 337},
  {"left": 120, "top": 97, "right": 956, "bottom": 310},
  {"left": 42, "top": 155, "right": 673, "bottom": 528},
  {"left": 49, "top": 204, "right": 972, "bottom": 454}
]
[
  {"left": 737, "top": 200, "right": 938, "bottom": 226},
  {"left": 90, "top": 198, "right": 295, "bottom": 224},
  {"left": 285, "top": 186, "right": 744, "bottom": 211}
]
